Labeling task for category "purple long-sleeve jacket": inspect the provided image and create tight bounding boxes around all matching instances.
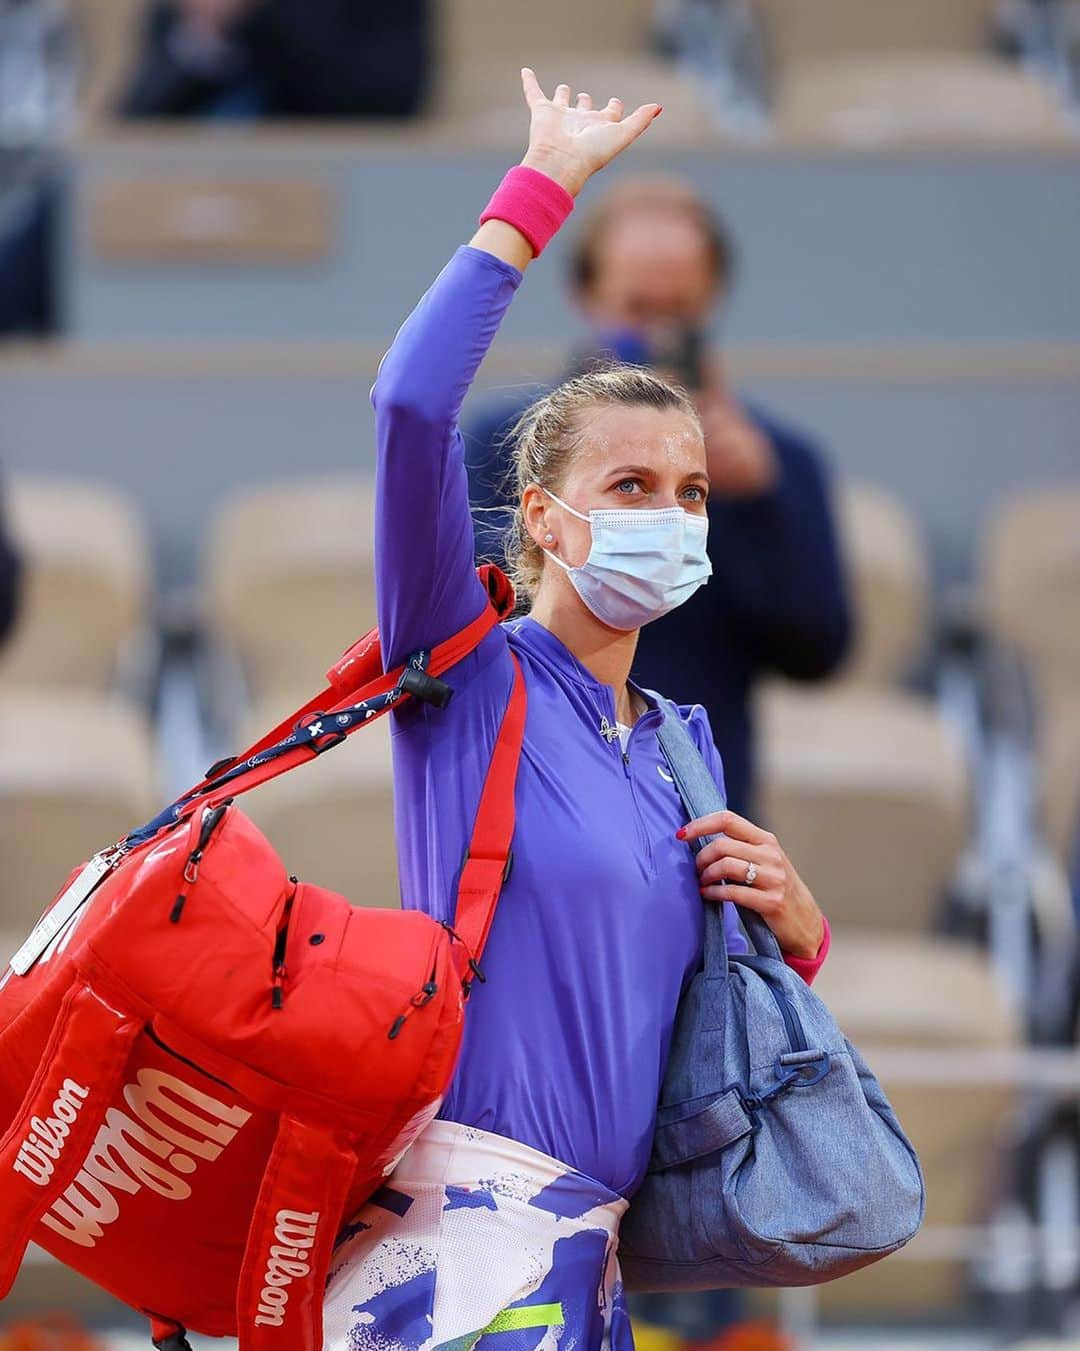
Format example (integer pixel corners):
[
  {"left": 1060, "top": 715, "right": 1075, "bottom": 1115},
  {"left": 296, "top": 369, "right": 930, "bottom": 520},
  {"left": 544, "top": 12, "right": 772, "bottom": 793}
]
[{"left": 374, "top": 245, "right": 827, "bottom": 1196}]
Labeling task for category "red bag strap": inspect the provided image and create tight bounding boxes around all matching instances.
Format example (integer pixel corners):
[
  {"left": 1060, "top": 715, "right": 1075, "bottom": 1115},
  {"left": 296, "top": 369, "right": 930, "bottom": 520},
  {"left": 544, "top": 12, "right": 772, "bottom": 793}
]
[
  {"left": 451, "top": 652, "right": 527, "bottom": 968},
  {"left": 232, "top": 564, "right": 515, "bottom": 774},
  {"left": 235, "top": 1115, "right": 358, "bottom": 1351},
  {"left": 0, "top": 982, "right": 142, "bottom": 1298},
  {"left": 123, "top": 568, "right": 517, "bottom": 850}
]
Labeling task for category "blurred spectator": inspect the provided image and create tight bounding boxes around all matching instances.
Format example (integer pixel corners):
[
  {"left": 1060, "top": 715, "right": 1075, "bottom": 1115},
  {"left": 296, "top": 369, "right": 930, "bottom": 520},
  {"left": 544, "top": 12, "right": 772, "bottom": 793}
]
[
  {"left": 467, "top": 177, "right": 854, "bottom": 818},
  {"left": 0, "top": 473, "right": 22, "bottom": 646},
  {"left": 0, "top": 173, "right": 60, "bottom": 335},
  {"left": 0, "top": 0, "right": 75, "bottom": 337},
  {"left": 118, "top": 0, "right": 431, "bottom": 120}
]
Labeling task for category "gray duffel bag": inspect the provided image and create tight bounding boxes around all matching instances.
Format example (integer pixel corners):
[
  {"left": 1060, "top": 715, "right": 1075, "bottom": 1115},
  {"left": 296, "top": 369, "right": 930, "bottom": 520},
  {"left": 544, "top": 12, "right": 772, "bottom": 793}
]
[{"left": 619, "top": 701, "right": 925, "bottom": 1291}]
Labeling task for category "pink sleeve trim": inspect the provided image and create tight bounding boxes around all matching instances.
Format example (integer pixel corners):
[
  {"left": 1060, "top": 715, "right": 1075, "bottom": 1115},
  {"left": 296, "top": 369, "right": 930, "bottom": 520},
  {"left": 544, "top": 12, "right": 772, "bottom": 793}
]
[{"left": 782, "top": 914, "right": 831, "bottom": 986}]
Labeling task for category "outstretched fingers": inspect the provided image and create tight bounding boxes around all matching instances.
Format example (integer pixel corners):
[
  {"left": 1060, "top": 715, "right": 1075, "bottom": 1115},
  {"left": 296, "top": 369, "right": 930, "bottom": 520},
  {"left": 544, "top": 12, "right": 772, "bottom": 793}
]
[
  {"left": 615, "top": 101, "right": 663, "bottom": 146},
  {"left": 520, "top": 67, "right": 544, "bottom": 109}
]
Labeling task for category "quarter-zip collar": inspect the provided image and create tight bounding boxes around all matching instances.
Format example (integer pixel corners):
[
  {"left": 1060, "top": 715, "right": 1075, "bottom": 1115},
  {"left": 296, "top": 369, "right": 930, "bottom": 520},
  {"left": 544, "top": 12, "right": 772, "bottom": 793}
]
[{"left": 508, "top": 614, "right": 663, "bottom": 744}]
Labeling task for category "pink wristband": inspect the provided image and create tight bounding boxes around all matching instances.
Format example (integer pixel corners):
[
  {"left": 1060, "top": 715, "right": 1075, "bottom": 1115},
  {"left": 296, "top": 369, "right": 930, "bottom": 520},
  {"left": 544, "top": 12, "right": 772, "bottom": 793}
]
[
  {"left": 479, "top": 164, "right": 575, "bottom": 257},
  {"left": 783, "top": 913, "right": 831, "bottom": 987}
]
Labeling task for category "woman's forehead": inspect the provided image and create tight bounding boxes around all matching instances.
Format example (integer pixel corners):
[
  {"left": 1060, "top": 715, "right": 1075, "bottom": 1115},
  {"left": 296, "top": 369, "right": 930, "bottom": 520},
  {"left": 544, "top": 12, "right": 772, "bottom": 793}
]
[{"left": 571, "top": 403, "right": 705, "bottom": 476}]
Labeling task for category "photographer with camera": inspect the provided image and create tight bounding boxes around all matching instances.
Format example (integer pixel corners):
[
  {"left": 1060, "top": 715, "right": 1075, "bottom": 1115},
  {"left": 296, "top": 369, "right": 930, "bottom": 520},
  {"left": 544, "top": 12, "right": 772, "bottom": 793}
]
[{"left": 467, "top": 176, "right": 853, "bottom": 821}]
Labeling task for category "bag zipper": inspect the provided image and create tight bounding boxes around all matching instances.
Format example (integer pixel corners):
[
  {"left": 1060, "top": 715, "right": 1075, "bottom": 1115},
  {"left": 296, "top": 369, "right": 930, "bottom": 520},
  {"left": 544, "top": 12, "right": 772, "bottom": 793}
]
[
  {"left": 387, "top": 961, "right": 439, "bottom": 1040},
  {"left": 270, "top": 886, "right": 296, "bottom": 1010},
  {"left": 387, "top": 917, "right": 444, "bottom": 1038},
  {"left": 169, "top": 801, "right": 232, "bottom": 924},
  {"left": 759, "top": 967, "right": 808, "bottom": 1054}
]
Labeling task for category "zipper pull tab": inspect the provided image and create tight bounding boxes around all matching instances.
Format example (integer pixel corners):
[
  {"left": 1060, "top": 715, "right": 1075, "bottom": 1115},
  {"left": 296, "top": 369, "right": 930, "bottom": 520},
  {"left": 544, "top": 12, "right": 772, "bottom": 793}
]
[
  {"left": 387, "top": 978, "right": 439, "bottom": 1039},
  {"left": 271, "top": 962, "right": 286, "bottom": 1010}
]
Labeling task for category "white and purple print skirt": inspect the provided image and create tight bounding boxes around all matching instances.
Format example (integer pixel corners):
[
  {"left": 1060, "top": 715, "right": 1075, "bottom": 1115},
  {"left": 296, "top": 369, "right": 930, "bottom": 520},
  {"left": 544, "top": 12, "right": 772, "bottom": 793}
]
[{"left": 322, "top": 1120, "right": 633, "bottom": 1351}]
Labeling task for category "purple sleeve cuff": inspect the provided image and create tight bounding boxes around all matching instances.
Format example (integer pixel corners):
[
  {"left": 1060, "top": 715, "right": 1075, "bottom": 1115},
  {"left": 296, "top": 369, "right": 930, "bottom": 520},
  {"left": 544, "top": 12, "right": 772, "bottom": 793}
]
[{"left": 782, "top": 913, "right": 831, "bottom": 986}]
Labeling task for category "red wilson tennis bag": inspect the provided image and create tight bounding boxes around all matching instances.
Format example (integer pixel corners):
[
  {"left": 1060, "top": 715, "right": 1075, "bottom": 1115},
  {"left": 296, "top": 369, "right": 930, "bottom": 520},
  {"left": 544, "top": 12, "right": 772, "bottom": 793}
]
[{"left": 0, "top": 566, "right": 524, "bottom": 1351}]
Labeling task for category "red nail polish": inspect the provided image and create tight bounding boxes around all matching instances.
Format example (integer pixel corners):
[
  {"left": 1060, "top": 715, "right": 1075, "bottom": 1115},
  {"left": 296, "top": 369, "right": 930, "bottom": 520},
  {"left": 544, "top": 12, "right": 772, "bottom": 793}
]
[{"left": 676, "top": 826, "right": 687, "bottom": 840}]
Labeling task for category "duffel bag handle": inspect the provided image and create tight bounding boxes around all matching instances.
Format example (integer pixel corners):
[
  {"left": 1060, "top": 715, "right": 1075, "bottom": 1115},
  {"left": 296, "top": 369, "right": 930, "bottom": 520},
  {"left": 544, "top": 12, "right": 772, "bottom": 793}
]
[
  {"left": 655, "top": 705, "right": 783, "bottom": 967},
  {"left": 0, "top": 981, "right": 142, "bottom": 1297},
  {"left": 236, "top": 1114, "right": 358, "bottom": 1351}
]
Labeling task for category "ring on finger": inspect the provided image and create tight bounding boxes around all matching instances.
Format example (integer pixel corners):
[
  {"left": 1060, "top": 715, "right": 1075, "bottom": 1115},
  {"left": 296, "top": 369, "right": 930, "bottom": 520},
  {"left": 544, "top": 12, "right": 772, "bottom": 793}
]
[{"left": 744, "top": 861, "right": 758, "bottom": 887}]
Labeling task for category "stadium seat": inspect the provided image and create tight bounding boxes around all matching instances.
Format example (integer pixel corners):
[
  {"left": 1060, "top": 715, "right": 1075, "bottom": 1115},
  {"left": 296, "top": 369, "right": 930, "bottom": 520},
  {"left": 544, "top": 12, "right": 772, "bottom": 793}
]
[
  {"left": 755, "top": 682, "right": 970, "bottom": 931},
  {"left": 235, "top": 701, "right": 399, "bottom": 906},
  {"left": 437, "top": 0, "right": 711, "bottom": 143},
  {"left": 755, "top": 0, "right": 1068, "bottom": 144},
  {"left": 1038, "top": 699, "right": 1080, "bottom": 871},
  {"left": 754, "top": 0, "right": 997, "bottom": 67},
  {"left": 0, "top": 690, "right": 158, "bottom": 935},
  {"left": 0, "top": 477, "right": 152, "bottom": 694},
  {"left": 204, "top": 475, "right": 378, "bottom": 713},
  {"left": 439, "top": 0, "right": 656, "bottom": 74},
  {"left": 775, "top": 52, "right": 1070, "bottom": 145},
  {"left": 806, "top": 931, "right": 1022, "bottom": 1313},
  {"left": 69, "top": 0, "right": 144, "bottom": 121},
  {"left": 834, "top": 481, "right": 931, "bottom": 687},
  {"left": 983, "top": 484, "right": 1080, "bottom": 713}
]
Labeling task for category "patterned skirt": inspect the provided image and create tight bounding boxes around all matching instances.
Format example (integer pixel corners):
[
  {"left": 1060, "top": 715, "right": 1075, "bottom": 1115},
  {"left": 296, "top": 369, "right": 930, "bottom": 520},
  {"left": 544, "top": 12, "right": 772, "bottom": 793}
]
[{"left": 323, "top": 1120, "right": 633, "bottom": 1351}]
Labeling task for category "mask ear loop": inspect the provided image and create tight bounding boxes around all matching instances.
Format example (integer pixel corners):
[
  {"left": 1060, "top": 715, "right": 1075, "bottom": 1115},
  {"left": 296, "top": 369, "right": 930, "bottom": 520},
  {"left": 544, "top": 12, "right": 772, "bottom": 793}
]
[
  {"left": 545, "top": 488, "right": 591, "bottom": 522},
  {"left": 540, "top": 489, "right": 593, "bottom": 574}
]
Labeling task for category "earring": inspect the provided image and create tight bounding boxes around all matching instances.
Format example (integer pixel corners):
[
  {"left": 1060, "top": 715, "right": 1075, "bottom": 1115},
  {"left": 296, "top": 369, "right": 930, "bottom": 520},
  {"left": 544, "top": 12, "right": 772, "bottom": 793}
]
[{"left": 544, "top": 533, "right": 554, "bottom": 543}]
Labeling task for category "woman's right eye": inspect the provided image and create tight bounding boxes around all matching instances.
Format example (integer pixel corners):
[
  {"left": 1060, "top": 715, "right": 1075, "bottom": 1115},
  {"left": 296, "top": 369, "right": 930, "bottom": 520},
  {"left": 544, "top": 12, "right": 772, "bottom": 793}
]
[{"left": 615, "top": 478, "right": 641, "bottom": 495}]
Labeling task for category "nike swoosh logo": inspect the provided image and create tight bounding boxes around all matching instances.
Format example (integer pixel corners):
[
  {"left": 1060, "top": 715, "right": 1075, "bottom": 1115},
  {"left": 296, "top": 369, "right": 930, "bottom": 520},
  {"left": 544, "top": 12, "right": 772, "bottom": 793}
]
[{"left": 657, "top": 765, "right": 675, "bottom": 784}]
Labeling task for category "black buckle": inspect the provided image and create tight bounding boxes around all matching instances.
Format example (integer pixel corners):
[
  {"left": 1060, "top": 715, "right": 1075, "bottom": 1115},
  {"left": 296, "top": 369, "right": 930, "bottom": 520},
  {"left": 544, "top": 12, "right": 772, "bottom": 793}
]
[
  {"left": 439, "top": 919, "right": 486, "bottom": 991},
  {"left": 398, "top": 664, "right": 453, "bottom": 709},
  {"left": 204, "top": 754, "right": 237, "bottom": 780},
  {"left": 460, "top": 845, "right": 513, "bottom": 887}
]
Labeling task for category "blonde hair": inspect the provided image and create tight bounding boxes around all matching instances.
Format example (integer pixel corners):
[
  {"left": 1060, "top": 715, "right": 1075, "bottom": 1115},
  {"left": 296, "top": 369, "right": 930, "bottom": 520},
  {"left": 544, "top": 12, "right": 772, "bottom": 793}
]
[{"left": 504, "top": 363, "right": 701, "bottom": 599}]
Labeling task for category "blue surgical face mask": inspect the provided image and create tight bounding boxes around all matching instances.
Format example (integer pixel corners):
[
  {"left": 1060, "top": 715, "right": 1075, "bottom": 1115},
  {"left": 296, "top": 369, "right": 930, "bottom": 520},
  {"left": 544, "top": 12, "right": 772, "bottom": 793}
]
[{"left": 544, "top": 490, "right": 712, "bottom": 631}]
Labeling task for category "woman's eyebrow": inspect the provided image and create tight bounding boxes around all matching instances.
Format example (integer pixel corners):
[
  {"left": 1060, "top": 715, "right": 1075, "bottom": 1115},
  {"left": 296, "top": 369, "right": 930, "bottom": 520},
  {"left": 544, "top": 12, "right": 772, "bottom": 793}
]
[
  {"left": 606, "top": 464, "right": 655, "bottom": 478},
  {"left": 604, "top": 465, "right": 710, "bottom": 486}
]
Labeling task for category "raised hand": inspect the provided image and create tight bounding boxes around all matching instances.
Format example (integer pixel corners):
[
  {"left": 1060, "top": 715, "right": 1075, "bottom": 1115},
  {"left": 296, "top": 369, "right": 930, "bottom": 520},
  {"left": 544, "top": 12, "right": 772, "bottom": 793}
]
[{"left": 518, "top": 68, "right": 662, "bottom": 198}]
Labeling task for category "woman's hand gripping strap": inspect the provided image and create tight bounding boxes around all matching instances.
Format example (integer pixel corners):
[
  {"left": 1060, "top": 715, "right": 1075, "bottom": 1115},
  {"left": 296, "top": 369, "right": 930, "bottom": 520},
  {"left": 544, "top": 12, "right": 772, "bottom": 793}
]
[
  {"left": 451, "top": 653, "right": 527, "bottom": 988},
  {"left": 236, "top": 1115, "right": 357, "bottom": 1351},
  {"left": 0, "top": 982, "right": 142, "bottom": 1296}
]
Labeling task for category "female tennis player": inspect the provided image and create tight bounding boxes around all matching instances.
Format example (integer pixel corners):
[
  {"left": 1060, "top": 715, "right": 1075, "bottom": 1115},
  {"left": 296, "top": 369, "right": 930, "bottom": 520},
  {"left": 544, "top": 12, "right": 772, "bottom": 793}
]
[{"left": 323, "top": 69, "right": 830, "bottom": 1351}]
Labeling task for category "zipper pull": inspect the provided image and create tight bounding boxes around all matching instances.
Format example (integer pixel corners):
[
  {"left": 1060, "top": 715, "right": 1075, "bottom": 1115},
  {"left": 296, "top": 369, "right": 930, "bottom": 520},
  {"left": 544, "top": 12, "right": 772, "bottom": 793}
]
[
  {"left": 171, "top": 802, "right": 232, "bottom": 925},
  {"left": 271, "top": 961, "right": 286, "bottom": 1010},
  {"left": 387, "top": 979, "right": 438, "bottom": 1039}
]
